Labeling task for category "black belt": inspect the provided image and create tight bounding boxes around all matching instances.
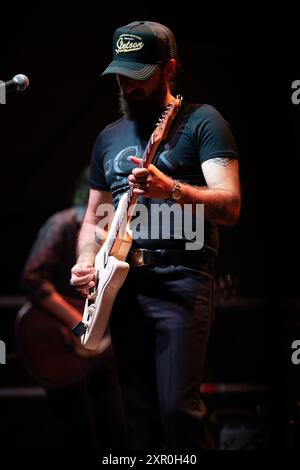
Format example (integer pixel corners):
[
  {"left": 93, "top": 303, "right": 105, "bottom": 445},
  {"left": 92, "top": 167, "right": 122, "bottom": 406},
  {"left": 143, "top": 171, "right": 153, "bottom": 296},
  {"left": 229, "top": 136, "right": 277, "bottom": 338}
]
[{"left": 130, "top": 248, "right": 213, "bottom": 268}]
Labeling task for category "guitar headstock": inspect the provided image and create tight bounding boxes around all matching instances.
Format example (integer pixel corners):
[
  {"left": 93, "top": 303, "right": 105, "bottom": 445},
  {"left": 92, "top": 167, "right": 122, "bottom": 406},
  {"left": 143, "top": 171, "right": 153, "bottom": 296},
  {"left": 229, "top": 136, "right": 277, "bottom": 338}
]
[{"left": 153, "top": 95, "right": 183, "bottom": 143}]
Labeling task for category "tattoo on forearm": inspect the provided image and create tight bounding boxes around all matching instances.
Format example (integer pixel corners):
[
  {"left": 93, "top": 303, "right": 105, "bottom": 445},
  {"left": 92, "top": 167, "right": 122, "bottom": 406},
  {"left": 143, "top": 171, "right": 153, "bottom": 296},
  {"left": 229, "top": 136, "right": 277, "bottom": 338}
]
[
  {"left": 192, "top": 184, "right": 233, "bottom": 222},
  {"left": 208, "top": 157, "right": 234, "bottom": 167}
]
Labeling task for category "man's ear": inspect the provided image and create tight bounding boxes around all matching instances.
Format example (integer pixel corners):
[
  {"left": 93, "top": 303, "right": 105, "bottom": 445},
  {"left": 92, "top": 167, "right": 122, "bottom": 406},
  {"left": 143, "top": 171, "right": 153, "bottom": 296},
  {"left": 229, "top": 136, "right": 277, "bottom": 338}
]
[{"left": 164, "top": 59, "right": 177, "bottom": 81}]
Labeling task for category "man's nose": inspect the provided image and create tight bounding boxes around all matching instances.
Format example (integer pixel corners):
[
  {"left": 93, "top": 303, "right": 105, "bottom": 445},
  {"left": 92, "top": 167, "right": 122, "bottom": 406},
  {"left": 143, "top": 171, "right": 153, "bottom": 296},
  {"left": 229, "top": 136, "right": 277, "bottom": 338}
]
[{"left": 118, "top": 76, "right": 138, "bottom": 94}]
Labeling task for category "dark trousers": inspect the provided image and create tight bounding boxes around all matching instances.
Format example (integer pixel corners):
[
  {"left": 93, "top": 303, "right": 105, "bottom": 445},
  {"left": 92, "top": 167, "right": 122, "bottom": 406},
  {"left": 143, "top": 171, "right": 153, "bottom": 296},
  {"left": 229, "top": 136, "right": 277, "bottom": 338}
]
[{"left": 110, "top": 254, "right": 215, "bottom": 450}]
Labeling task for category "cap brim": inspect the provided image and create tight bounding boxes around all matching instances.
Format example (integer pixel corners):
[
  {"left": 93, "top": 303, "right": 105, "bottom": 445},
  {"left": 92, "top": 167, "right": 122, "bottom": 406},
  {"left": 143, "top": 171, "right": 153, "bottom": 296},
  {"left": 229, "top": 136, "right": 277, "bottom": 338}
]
[{"left": 101, "top": 61, "right": 159, "bottom": 81}]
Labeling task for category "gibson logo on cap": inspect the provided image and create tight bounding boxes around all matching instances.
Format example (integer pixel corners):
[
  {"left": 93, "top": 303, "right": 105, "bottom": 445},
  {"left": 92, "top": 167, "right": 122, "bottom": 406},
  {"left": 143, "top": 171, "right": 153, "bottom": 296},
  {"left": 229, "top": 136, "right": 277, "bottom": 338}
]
[{"left": 115, "top": 34, "right": 144, "bottom": 54}]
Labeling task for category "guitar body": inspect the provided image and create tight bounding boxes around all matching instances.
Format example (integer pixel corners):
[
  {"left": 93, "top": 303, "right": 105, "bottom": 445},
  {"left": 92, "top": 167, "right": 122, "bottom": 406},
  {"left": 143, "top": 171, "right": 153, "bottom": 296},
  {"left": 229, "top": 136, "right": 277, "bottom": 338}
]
[
  {"left": 81, "top": 253, "right": 130, "bottom": 350},
  {"left": 81, "top": 191, "right": 132, "bottom": 350},
  {"left": 15, "top": 298, "right": 107, "bottom": 388}
]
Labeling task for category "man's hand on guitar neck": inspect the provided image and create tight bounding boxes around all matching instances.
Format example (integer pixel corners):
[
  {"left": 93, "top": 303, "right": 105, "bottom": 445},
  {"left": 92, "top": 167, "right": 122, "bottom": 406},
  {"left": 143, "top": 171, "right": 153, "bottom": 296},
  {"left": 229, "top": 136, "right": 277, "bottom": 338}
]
[
  {"left": 128, "top": 156, "right": 174, "bottom": 199},
  {"left": 70, "top": 261, "right": 96, "bottom": 298}
]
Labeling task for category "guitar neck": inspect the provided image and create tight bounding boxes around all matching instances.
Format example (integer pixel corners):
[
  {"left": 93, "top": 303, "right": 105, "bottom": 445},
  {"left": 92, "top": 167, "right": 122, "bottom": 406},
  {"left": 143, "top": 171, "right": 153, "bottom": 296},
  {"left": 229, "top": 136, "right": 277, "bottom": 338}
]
[
  {"left": 105, "top": 134, "right": 161, "bottom": 257},
  {"left": 105, "top": 96, "right": 182, "bottom": 257}
]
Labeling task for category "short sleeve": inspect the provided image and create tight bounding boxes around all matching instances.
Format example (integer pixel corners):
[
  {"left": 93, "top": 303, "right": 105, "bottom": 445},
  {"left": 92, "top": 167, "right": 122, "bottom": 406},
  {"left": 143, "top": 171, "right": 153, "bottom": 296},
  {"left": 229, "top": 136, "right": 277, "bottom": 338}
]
[
  {"left": 89, "top": 133, "right": 111, "bottom": 191},
  {"left": 192, "top": 105, "right": 239, "bottom": 164}
]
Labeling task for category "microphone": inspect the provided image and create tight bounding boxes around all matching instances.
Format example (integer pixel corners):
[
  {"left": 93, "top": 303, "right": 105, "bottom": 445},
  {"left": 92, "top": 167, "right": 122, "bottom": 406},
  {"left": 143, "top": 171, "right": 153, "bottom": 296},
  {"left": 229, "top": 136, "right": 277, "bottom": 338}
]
[{"left": 0, "top": 74, "right": 30, "bottom": 92}]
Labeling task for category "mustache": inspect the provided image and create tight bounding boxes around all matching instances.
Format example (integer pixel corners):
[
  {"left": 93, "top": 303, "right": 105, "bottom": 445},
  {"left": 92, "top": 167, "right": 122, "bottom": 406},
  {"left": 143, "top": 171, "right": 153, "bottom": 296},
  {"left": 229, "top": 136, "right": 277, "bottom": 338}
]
[
  {"left": 118, "top": 77, "right": 168, "bottom": 130},
  {"left": 123, "top": 90, "right": 146, "bottom": 101}
]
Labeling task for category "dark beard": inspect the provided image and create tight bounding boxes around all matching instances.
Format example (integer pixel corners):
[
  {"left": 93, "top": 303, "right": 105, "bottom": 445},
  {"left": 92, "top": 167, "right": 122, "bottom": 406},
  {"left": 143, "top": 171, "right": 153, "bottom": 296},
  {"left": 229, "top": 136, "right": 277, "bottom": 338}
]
[{"left": 118, "top": 77, "right": 168, "bottom": 139}]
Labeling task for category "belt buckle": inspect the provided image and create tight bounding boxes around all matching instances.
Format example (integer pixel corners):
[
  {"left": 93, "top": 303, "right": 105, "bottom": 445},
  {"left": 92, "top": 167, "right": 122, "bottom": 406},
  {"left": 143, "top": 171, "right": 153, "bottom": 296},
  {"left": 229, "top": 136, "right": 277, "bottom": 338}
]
[{"left": 131, "top": 248, "right": 147, "bottom": 267}]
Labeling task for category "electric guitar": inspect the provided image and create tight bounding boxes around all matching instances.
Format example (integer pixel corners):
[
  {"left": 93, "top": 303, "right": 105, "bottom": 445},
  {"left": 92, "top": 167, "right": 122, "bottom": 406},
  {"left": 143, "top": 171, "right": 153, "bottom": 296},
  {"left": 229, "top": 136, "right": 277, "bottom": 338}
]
[
  {"left": 15, "top": 297, "right": 110, "bottom": 388},
  {"left": 76, "top": 96, "right": 182, "bottom": 350}
]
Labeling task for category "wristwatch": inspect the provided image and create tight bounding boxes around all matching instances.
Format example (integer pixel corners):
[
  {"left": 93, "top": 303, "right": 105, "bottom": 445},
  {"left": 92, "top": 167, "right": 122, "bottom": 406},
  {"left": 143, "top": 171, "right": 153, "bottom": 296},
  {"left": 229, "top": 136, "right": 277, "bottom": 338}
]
[{"left": 169, "top": 180, "right": 183, "bottom": 202}]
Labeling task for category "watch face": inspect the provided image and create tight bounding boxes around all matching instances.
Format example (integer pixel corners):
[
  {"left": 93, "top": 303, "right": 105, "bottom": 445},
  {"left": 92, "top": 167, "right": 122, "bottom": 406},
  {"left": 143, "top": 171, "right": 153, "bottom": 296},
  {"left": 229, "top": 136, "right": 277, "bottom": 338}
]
[{"left": 172, "top": 184, "right": 182, "bottom": 201}]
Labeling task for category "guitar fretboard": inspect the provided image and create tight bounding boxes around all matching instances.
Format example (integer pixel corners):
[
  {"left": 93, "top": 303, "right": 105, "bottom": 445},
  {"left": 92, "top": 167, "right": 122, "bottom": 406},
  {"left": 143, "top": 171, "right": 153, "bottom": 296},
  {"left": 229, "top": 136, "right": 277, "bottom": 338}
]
[{"left": 104, "top": 97, "right": 182, "bottom": 257}]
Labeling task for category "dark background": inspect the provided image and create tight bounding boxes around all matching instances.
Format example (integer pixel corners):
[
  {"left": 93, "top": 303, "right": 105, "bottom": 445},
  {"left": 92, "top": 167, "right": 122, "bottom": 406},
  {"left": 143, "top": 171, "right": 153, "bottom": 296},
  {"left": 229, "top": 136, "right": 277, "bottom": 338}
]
[
  {"left": 0, "top": 6, "right": 297, "bottom": 297},
  {"left": 0, "top": 5, "right": 299, "bottom": 449},
  {"left": 1, "top": 5, "right": 288, "bottom": 297}
]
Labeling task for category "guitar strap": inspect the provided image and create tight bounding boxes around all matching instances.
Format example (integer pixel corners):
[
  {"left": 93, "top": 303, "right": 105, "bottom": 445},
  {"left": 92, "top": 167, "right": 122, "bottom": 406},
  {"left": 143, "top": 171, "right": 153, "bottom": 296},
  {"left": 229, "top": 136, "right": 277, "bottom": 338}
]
[{"left": 151, "top": 102, "right": 198, "bottom": 168}]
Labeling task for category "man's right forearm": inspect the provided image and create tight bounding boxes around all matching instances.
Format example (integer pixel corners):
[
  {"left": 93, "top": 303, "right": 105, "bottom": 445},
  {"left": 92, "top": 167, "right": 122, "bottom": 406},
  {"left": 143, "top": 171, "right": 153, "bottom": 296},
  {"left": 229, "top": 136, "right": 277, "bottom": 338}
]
[
  {"left": 75, "top": 189, "right": 113, "bottom": 267},
  {"left": 76, "top": 221, "right": 102, "bottom": 265}
]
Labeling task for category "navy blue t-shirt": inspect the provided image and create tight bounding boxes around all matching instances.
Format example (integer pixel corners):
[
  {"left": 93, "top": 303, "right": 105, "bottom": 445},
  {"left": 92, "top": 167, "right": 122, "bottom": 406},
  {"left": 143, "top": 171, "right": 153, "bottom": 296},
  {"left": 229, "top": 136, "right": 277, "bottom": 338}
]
[{"left": 89, "top": 103, "right": 238, "bottom": 253}]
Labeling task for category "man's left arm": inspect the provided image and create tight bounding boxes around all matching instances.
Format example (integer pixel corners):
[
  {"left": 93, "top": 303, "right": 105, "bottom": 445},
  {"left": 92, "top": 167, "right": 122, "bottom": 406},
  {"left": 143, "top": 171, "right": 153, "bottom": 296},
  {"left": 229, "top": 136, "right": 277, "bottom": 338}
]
[
  {"left": 129, "top": 156, "right": 241, "bottom": 226},
  {"left": 178, "top": 157, "right": 241, "bottom": 225}
]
